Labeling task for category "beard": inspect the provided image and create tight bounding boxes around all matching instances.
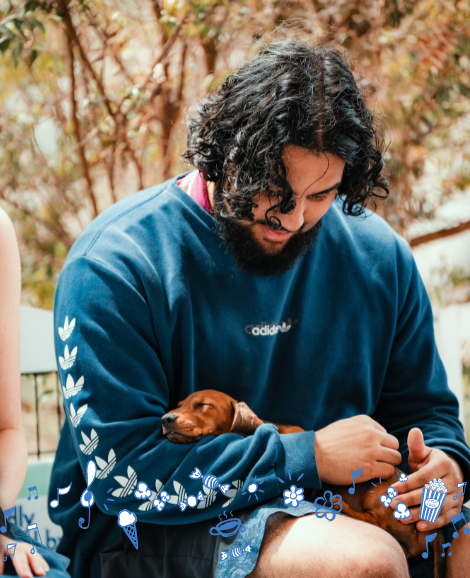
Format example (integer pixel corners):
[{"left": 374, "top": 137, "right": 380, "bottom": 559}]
[{"left": 214, "top": 214, "right": 322, "bottom": 278}]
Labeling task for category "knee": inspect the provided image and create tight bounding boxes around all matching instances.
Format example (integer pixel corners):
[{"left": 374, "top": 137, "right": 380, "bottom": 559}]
[{"left": 360, "top": 535, "right": 409, "bottom": 578}]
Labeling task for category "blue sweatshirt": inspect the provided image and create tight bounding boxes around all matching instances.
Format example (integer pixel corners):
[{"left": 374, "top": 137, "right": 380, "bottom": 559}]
[{"left": 49, "top": 172, "right": 470, "bottom": 575}]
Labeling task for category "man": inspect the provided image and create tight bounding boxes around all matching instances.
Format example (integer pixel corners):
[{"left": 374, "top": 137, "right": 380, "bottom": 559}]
[{"left": 49, "top": 40, "right": 470, "bottom": 578}]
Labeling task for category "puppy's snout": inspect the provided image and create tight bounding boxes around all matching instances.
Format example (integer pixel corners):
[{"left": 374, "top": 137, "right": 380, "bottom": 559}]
[{"left": 162, "top": 413, "right": 177, "bottom": 429}]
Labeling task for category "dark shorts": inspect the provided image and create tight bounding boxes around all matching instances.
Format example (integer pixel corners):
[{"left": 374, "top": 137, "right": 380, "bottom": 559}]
[{"left": 100, "top": 501, "right": 470, "bottom": 578}]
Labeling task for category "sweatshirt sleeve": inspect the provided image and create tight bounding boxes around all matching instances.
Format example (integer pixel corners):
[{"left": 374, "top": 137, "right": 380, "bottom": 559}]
[
  {"left": 372, "top": 240, "right": 470, "bottom": 501},
  {"left": 53, "top": 255, "right": 321, "bottom": 526}
]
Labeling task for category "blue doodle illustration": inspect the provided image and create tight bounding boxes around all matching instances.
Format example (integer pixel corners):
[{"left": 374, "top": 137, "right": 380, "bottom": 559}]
[
  {"left": 134, "top": 481, "right": 152, "bottom": 500},
  {"left": 453, "top": 482, "right": 467, "bottom": 500},
  {"left": 0, "top": 507, "right": 15, "bottom": 533},
  {"left": 349, "top": 468, "right": 363, "bottom": 494},
  {"left": 277, "top": 471, "right": 305, "bottom": 508},
  {"left": 210, "top": 510, "right": 246, "bottom": 537},
  {"left": 450, "top": 512, "right": 470, "bottom": 538},
  {"left": 50, "top": 482, "right": 73, "bottom": 508},
  {"left": 27, "top": 486, "right": 38, "bottom": 501},
  {"left": 379, "top": 486, "right": 398, "bottom": 508},
  {"left": 420, "top": 479, "right": 448, "bottom": 523},
  {"left": 393, "top": 502, "right": 411, "bottom": 521},
  {"left": 283, "top": 485, "right": 305, "bottom": 508},
  {"left": 2, "top": 543, "right": 16, "bottom": 561},
  {"left": 103, "top": 487, "right": 115, "bottom": 511},
  {"left": 26, "top": 523, "right": 44, "bottom": 554},
  {"left": 179, "top": 490, "right": 205, "bottom": 511},
  {"left": 154, "top": 490, "right": 171, "bottom": 511},
  {"left": 422, "top": 533, "right": 437, "bottom": 559},
  {"left": 241, "top": 476, "right": 265, "bottom": 501},
  {"left": 189, "top": 467, "right": 231, "bottom": 495},
  {"left": 314, "top": 490, "right": 343, "bottom": 521},
  {"left": 399, "top": 473, "right": 408, "bottom": 483},
  {"left": 369, "top": 478, "right": 382, "bottom": 493},
  {"left": 220, "top": 544, "right": 252, "bottom": 562},
  {"left": 118, "top": 510, "right": 138, "bottom": 550},
  {"left": 79, "top": 460, "right": 96, "bottom": 529}
]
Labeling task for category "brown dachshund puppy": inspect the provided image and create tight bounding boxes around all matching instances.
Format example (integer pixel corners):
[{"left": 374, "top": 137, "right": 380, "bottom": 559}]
[
  {"left": 161, "top": 389, "right": 303, "bottom": 443},
  {"left": 162, "top": 390, "right": 446, "bottom": 578}
]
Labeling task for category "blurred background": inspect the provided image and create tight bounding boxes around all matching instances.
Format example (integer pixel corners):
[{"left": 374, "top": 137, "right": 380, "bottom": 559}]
[{"left": 1, "top": 0, "right": 469, "bottom": 543}]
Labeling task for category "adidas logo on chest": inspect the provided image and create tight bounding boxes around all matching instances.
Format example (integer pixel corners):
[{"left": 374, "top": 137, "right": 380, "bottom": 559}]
[{"left": 245, "top": 317, "right": 298, "bottom": 336}]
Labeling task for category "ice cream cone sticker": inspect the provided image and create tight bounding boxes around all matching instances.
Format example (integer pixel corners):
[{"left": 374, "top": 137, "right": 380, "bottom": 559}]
[{"left": 118, "top": 509, "right": 138, "bottom": 550}]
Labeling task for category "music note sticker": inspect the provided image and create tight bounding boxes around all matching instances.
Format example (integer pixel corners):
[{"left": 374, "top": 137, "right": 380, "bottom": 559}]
[
  {"left": 348, "top": 468, "right": 364, "bottom": 495},
  {"left": 26, "top": 523, "right": 44, "bottom": 555},
  {"left": 453, "top": 482, "right": 467, "bottom": 500},
  {"left": 450, "top": 512, "right": 470, "bottom": 539},
  {"left": 27, "top": 486, "right": 38, "bottom": 501},
  {"left": 0, "top": 507, "right": 15, "bottom": 533},
  {"left": 441, "top": 542, "right": 453, "bottom": 557},
  {"left": 79, "top": 460, "right": 96, "bottom": 530},
  {"left": 2, "top": 543, "right": 16, "bottom": 561},
  {"left": 50, "top": 482, "right": 73, "bottom": 508},
  {"left": 421, "top": 532, "right": 437, "bottom": 559}
]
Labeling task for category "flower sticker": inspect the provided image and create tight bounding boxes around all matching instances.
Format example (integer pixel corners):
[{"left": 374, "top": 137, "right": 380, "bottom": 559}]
[
  {"left": 283, "top": 485, "right": 305, "bottom": 508},
  {"left": 313, "top": 490, "right": 343, "bottom": 521}
]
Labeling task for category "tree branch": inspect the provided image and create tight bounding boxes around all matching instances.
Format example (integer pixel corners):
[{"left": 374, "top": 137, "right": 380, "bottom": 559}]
[
  {"left": 0, "top": 193, "right": 74, "bottom": 248},
  {"left": 58, "top": 0, "right": 144, "bottom": 189},
  {"left": 65, "top": 26, "right": 99, "bottom": 218},
  {"left": 409, "top": 219, "right": 470, "bottom": 247}
]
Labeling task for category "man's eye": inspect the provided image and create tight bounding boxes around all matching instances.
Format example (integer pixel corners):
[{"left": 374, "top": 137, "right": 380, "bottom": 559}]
[{"left": 308, "top": 191, "right": 334, "bottom": 202}]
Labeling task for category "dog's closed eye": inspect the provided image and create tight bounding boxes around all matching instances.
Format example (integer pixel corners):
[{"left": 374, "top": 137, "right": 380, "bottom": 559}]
[{"left": 194, "top": 403, "right": 213, "bottom": 409}]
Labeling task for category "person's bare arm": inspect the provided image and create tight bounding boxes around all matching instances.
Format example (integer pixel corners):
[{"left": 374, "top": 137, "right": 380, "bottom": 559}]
[{"left": 0, "top": 207, "right": 27, "bottom": 508}]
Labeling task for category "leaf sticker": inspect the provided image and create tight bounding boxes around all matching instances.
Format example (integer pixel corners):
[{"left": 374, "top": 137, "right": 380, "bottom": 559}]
[
  {"left": 112, "top": 465, "right": 137, "bottom": 497},
  {"left": 222, "top": 480, "right": 243, "bottom": 507}
]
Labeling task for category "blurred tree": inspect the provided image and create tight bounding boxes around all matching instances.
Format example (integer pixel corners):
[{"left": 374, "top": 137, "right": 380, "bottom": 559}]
[{"left": 0, "top": 0, "right": 470, "bottom": 308}]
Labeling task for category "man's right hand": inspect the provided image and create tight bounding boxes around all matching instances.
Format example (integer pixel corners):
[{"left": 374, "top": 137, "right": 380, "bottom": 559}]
[{"left": 314, "top": 415, "right": 402, "bottom": 485}]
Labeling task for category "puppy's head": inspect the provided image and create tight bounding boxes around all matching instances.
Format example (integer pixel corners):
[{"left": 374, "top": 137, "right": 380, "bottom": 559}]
[{"left": 161, "top": 390, "right": 264, "bottom": 444}]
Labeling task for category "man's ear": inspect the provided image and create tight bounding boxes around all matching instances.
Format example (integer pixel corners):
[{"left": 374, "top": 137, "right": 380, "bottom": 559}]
[{"left": 229, "top": 401, "right": 264, "bottom": 436}]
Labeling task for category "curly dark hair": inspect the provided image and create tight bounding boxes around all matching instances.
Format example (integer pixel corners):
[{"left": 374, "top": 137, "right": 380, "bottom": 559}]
[{"left": 181, "top": 39, "right": 389, "bottom": 228}]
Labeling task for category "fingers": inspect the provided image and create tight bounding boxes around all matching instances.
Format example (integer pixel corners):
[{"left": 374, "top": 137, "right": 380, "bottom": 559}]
[
  {"left": 391, "top": 464, "right": 443, "bottom": 494},
  {"left": 10, "top": 546, "right": 35, "bottom": 578},
  {"left": 376, "top": 446, "right": 403, "bottom": 466},
  {"left": 422, "top": 500, "right": 464, "bottom": 531},
  {"left": 26, "top": 550, "right": 50, "bottom": 576},
  {"left": 390, "top": 488, "right": 423, "bottom": 512},
  {"left": 9, "top": 544, "right": 50, "bottom": 578},
  {"left": 379, "top": 431, "right": 400, "bottom": 451},
  {"left": 389, "top": 488, "right": 464, "bottom": 531}
]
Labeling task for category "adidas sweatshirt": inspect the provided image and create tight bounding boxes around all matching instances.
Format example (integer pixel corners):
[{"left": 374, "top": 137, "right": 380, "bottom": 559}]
[{"left": 49, "top": 172, "right": 470, "bottom": 575}]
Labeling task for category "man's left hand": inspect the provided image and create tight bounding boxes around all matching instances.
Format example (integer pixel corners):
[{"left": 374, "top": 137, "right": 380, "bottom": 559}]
[{"left": 389, "top": 427, "right": 464, "bottom": 531}]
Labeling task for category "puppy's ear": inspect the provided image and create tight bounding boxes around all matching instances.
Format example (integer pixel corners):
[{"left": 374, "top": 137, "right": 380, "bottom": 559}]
[{"left": 230, "top": 401, "right": 264, "bottom": 436}]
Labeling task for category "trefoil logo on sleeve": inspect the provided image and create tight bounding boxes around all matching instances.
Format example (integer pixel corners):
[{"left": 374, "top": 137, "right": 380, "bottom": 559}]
[{"left": 245, "top": 317, "right": 298, "bottom": 336}]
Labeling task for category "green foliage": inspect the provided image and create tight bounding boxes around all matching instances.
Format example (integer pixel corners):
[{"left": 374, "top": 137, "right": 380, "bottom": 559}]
[
  {"left": 0, "top": 0, "right": 53, "bottom": 66},
  {"left": 0, "top": 0, "right": 469, "bottom": 306}
]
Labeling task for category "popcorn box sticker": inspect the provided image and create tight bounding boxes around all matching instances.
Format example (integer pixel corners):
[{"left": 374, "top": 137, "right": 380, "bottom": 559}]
[{"left": 419, "top": 479, "right": 447, "bottom": 524}]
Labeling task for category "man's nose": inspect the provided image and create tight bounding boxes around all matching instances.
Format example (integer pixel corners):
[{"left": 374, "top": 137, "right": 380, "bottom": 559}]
[
  {"left": 277, "top": 202, "right": 305, "bottom": 232},
  {"left": 162, "top": 413, "right": 177, "bottom": 428}
]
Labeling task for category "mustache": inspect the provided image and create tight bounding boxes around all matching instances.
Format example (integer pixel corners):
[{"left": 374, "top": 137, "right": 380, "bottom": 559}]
[{"left": 253, "top": 220, "right": 305, "bottom": 234}]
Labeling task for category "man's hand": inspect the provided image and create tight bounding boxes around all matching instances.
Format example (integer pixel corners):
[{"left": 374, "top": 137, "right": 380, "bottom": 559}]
[
  {"left": 390, "top": 427, "right": 464, "bottom": 531},
  {"left": 314, "top": 415, "right": 402, "bottom": 485}
]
